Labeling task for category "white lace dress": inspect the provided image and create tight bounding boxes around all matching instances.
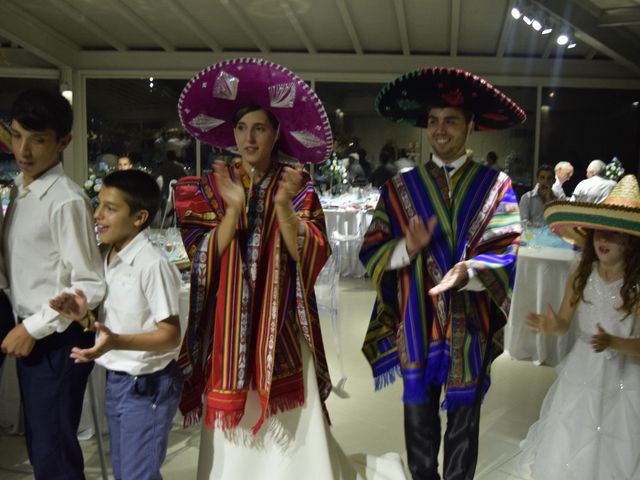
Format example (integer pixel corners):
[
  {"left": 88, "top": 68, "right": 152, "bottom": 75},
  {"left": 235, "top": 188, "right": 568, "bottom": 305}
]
[{"left": 519, "top": 269, "right": 640, "bottom": 480}]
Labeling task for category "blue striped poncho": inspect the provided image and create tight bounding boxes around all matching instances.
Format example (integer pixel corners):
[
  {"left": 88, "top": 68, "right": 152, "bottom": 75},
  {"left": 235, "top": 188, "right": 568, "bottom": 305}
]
[{"left": 359, "top": 159, "right": 521, "bottom": 410}]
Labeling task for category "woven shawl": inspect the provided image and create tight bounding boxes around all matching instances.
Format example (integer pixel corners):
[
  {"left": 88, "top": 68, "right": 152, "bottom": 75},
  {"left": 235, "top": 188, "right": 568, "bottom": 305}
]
[
  {"left": 178, "top": 163, "right": 331, "bottom": 433},
  {"left": 359, "top": 160, "right": 521, "bottom": 410}
]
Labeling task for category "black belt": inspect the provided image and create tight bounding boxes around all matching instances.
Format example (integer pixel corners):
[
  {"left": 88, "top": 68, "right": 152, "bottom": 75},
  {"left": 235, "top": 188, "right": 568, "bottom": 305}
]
[{"left": 109, "top": 359, "right": 177, "bottom": 378}]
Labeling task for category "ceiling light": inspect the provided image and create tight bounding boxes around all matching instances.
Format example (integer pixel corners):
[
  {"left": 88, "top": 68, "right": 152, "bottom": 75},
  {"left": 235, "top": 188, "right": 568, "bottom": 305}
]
[
  {"left": 511, "top": 7, "right": 522, "bottom": 19},
  {"left": 632, "top": 101, "right": 639, "bottom": 107},
  {"left": 523, "top": 15, "right": 533, "bottom": 25},
  {"left": 556, "top": 34, "right": 569, "bottom": 45},
  {"left": 532, "top": 19, "right": 542, "bottom": 31},
  {"left": 567, "top": 42, "right": 577, "bottom": 49},
  {"left": 542, "top": 27, "right": 553, "bottom": 34}
]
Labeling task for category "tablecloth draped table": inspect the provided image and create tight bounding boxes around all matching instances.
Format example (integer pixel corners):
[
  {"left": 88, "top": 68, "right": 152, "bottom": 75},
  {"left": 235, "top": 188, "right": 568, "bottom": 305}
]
[{"left": 504, "top": 246, "right": 578, "bottom": 366}]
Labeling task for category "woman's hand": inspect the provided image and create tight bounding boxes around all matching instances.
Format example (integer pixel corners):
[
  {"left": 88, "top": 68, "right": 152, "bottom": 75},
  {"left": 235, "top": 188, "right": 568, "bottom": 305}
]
[
  {"left": 525, "top": 304, "right": 562, "bottom": 335},
  {"left": 405, "top": 215, "right": 438, "bottom": 256},
  {"left": 275, "top": 165, "right": 303, "bottom": 207},
  {"left": 213, "top": 160, "right": 245, "bottom": 213},
  {"left": 49, "top": 289, "right": 88, "bottom": 322}
]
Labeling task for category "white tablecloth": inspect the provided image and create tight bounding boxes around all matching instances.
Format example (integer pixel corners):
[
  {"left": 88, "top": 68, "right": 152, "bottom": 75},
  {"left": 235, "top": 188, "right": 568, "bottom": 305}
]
[
  {"left": 504, "top": 246, "right": 578, "bottom": 366},
  {"left": 323, "top": 208, "right": 372, "bottom": 278}
]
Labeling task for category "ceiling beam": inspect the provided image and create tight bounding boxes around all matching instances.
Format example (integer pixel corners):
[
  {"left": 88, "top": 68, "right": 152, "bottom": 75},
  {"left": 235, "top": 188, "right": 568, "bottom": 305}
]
[
  {"left": 585, "top": 48, "right": 597, "bottom": 60},
  {"left": 531, "top": 0, "right": 640, "bottom": 75},
  {"left": 393, "top": 0, "right": 410, "bottom": 55},
  {"left": 48, "top": 0, "right": 127, "bottom": 51},
  {"left": 220, "top": 0, "right": 269, "bottom": 53},
  {"left": 280, "top": 0, "right": 316, "bottom": 54},
  {"left": 450, "top": 0, "right": 461, "bottom": 56},
  {"left": 496, "top": 0, "right": 518, "bottom": 58},
  {"left": 72, "top": 51, "right": 640, "bottom": 89},
  {"left": 111, "top": 0, "right": 174, "bottom": 52},
  {"left": 599, "top": 7, "right": 640, "bottom": 27},
  {"left": 0, "top": 0, "right": 78, "bottom": 67},
  {"left": 335, "top": 0, "right": 363, "bottom": 55},
  {"left": 165, "top": 0, "right": 222, "bottom": 52}
]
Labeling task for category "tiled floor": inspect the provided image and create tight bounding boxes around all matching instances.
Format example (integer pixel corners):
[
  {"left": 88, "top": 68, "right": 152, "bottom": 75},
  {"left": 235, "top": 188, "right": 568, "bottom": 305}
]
[{"left": 0, "top": 278, "right": 556, "bottom": 479}]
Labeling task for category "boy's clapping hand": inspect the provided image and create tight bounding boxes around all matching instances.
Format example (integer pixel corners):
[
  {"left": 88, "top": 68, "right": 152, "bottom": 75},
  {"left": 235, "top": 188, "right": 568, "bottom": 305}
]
[{"left": 49, "top": 289, "right": 88, "bottom": 321}]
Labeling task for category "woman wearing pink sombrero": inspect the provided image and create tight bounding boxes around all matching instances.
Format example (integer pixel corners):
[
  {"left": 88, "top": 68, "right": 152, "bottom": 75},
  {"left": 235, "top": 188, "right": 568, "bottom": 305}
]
[
  {"left": 177, "top": 58, "right": 406, "bottom": 480},
  {"left": 519, "top": 175, "right": 640, "bottom": 479}
]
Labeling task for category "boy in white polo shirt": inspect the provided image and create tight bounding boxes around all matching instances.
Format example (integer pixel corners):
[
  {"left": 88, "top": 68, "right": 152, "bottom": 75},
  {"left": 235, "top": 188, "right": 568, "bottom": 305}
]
[{"left": 49, "top": 169, "right": 184, "bottom": 480}]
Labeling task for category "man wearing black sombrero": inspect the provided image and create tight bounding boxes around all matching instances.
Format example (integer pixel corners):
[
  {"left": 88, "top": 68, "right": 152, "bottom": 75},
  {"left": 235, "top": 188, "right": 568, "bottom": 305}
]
[{"left": 360, "top": 67, "right": 524, "bottom": 480}]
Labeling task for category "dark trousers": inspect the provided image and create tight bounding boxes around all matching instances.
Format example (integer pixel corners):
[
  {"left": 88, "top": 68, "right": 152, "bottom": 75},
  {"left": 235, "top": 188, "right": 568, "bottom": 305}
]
[
  {"left": 404, "top": 385, "right": 482, "bottom": 480},
  {"left": 16, "top": 323, "right": 95, "bottom": 480},
  {"left": 0, "top": 290, "right": 15, "bottom": 369}
]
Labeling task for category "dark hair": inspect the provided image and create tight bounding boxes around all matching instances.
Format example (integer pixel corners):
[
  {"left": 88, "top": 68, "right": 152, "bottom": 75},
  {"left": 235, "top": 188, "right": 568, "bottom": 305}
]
[
  {"left": 102, "top": 170, "right": 161, "bottom": 230},
  {"left": 571, "top": 230, "right": 640, "bottom": 318},
  {"left": 232, "top": 104, "right": 279, "bottom": 130},
  {"left": 10, "top": 89, "right": 73, "bottom": 139},
  {"left": 536, "top": 164, "right": 554, "bottom": 177}
]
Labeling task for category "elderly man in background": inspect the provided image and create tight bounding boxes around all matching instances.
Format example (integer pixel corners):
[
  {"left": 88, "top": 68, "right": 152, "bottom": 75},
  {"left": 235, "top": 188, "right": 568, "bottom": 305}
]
[
  {"left": 552, "top": 161, "right": 574, "bottom": 199},
  {"left": 519, "top": 164, "right": 556, "bottom": 225},
  {"left": 570, "top": 159, "right": 617, "bottom": 203}
]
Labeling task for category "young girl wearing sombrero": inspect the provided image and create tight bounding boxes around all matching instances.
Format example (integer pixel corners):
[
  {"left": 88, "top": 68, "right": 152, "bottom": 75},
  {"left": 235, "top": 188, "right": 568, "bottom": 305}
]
[
  {"left": 177, "top": 58, "right": 406, "bottom": 480},
  {"left": 520, "top": 175, "right": 640, "bottom": 479}
]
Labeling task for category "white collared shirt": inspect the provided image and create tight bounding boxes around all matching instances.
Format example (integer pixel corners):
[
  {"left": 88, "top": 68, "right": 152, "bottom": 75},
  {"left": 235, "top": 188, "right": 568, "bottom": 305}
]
[
  {"left": 96, "top": 231, "right": 184, "bottom": 375},
  {"left": 386, "top": 153, "right": 483, "bottom": 291},
  {"left": 570, "top": 175, "right": 617, "bottom": 203},
  {"left": 0, "top": 207, "right": 7, "bottom": 291},
  {"left": 3, "top": 163, "right": 105, "bottom": 339}
]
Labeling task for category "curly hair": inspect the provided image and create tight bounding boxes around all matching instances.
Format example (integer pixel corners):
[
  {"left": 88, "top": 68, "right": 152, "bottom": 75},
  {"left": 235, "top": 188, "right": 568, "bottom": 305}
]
[{"left": 571, "top": 230, "right": 640, "bottom": 318}]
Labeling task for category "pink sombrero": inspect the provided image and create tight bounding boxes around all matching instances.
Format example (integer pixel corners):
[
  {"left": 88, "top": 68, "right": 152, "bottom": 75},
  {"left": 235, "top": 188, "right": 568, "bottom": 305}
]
[
  {"left": 375, "top": 66, "right": 526, "bottom": 131},
  {"left": 544, "top": 175, "right": 640, "bottom": 247},
  {"left": 178, "top": 57, "right": 332, "bottom": 164}
]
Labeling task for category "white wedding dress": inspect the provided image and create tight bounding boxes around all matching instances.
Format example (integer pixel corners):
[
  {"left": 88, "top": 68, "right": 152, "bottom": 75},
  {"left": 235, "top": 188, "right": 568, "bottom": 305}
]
[
  {"left": 519, "top": 268, "right": 640, "bottom": 480},
  {"left": 197, "top": 338, "right": 407, "bottom": 480}
]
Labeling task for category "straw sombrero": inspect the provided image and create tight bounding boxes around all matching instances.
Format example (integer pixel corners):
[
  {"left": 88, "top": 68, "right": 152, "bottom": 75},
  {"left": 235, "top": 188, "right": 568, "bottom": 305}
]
[
  {"left": 544, "top": 175, "right": 640, "bottom": 247},
  {"left": 0, "top": 122, "right": 11, "bottom": 154},
  {"left": 375, "top": 66, "right": 526, "bottom": 131},
  {"left": 178, "top": 57, "right": 332, "bottom": 164}
]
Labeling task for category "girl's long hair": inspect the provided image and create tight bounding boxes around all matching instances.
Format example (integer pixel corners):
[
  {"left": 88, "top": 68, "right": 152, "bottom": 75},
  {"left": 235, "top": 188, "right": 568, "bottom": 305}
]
[{"left": 571, "top": 230, "right": 640, "bottom": 318}]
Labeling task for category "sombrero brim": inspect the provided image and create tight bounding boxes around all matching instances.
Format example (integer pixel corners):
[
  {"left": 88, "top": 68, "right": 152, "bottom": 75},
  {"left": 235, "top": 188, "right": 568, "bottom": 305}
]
[
  {"left": 0, "top": 122, "right": 11, "bottom": 154},
  {"left": 178, "top": 58, "right": 332, "bottom": 164},
  {"left": 375, "top": 66, "right": 526, "bottom": 131},
  {"left": 544, "top": 200, "right": 640, "bottom": 247}
]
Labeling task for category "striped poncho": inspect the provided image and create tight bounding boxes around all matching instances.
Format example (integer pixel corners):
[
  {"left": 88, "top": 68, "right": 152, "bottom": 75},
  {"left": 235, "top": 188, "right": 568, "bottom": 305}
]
[
  {"left": 178, "top": 162, "right": 332, "bottom": 434},
  {"left": 359, "top": 159, "right": 521, "bottom": 410}
]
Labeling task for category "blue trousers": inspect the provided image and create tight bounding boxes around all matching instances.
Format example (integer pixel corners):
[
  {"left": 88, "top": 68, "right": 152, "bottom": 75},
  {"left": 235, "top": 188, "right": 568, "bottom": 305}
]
[
  {"left": 106, "top": 360, "right": 183, "bottom": 480},
  {"left": 16, "top": 323, "right": 95, "bottom": 480}
]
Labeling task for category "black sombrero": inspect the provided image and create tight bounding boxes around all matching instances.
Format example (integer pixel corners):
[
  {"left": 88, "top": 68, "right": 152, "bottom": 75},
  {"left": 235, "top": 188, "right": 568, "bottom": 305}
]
[{"left": 375, "top": 66, "right": 526, "bottom": 131}]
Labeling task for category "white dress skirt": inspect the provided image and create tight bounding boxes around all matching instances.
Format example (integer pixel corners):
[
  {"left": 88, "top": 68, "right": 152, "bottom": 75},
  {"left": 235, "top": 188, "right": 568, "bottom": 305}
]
[
  {"left": 519, "top": 270, "right": 640, "bottom": 480},
  {"left": 197, "top": 338, "right": 407, "bottom": 480}
]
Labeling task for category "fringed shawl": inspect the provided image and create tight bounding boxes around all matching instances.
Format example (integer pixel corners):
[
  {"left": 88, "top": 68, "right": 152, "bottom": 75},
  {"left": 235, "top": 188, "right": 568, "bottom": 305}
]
[
  {"left": 359, "top": 160, "right": 521, "bottom": 410},
  {"left": 178, "top": 163, "right": 331, "bottom": 433}
]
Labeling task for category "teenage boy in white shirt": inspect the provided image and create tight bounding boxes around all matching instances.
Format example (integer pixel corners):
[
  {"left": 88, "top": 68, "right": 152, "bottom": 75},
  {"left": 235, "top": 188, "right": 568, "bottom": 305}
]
[
  {"left": 1, "top": 88, "right": 105, "bottom": 479},
  {"left": 49, "top": 169, "right": 184, "bottom": 480}
]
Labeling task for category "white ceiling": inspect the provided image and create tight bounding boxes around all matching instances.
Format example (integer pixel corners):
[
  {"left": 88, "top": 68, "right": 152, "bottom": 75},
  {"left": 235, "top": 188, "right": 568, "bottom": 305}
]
[{"left": 1, "top": 0, "right": 640, "bottom": 88}]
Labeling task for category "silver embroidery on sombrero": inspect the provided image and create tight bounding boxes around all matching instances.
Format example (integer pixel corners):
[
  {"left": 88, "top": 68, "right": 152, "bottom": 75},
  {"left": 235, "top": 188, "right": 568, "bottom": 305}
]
[
  {"left": 213, "top": 71, "right": 239, "bottom": 101},
  {"left": 290, "top": 130, "right": 325, "bottom": 148},
  {"left": 189, "top": 114, "right": 225, "bottom": 132},
  {"left": 268, "top": 82, "right": 296, "bottom": 108}
]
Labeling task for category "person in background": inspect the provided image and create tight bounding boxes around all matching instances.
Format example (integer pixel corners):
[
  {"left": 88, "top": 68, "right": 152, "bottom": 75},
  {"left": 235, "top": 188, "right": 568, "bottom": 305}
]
[
  {"left": 117, "top": 155, "right": 133, "bottom": 171},
  {"left": 519, "top": 164, "right": 556, "bottom": 225},
  {"left": 49, "top": 169, "right": 184, "bottom": 480},
  {"left": 485, "top": 151, "right": 501, "bottom": 171},
  {"left": 360, "top": 66, "right": 523, "bottom": 480},
  {"left": 370, "top": 150, "right": 397, "bottom": 188},
  {"left": 570, "top": 159, "right": 617, "bottom": 203},
  {"left": 395, "top": 148, "right": 415, "bottom": 173},
  {"left": 1, "top": 88, "right": 105, "bottom": 479},
  {"left": 552, "top": 161, "right": 574, "bottom": 200}
]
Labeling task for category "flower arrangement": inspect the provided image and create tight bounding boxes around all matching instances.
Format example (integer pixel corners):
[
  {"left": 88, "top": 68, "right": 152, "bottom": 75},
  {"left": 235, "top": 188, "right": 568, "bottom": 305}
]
[
  {"left": 84, "top": 166, "right": 113, "bottom": 205},
  {"left": 604, "top": 157, "right": 625, "bottom": 182}
]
